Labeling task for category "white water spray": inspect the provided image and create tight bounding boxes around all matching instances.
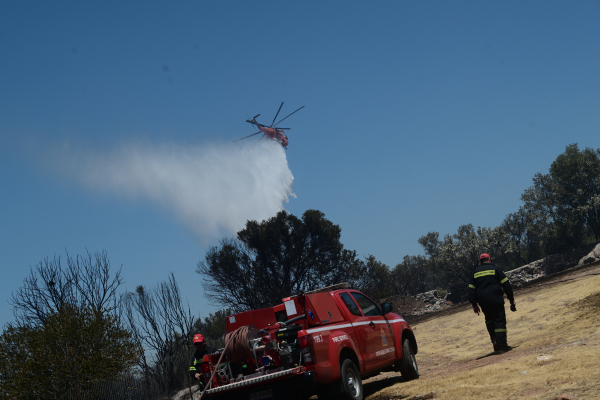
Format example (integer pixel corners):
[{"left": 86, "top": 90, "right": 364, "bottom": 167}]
[{"left": 54, "top": 139, "right": 295, "bottom": 243}]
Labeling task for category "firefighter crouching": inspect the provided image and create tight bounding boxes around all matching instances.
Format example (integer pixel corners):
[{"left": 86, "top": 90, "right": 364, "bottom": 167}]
[
  {"left": 189, "top": 334, "right": 217, "bottom": 387},
  {"left": 468, "top": 253, "right": 517, "bottom": 353}
]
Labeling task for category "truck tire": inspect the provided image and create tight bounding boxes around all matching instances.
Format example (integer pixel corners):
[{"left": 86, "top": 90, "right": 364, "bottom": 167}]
[
  {"left": 400, "top": 338, "right": 419, "bottom": 380},
  {"left": 339, "top": 358, "right": 363, "bottom": 400}
]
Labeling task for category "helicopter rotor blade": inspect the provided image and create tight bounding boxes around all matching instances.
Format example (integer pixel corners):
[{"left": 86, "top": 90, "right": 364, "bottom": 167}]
[
  {"left": 274, "top": 127, "right": 291, "bottom": 130},
  {"left": 274, "top": 105, "right": 304, "bottom": 126},
  {"left": 271, "top": 102, "right": 284, "bottom": 127},
  {"left": 253, "top": 114, "right": 260, "bottom": 119},
  {"left": 233, "top": 131, "right": 261, "bottom": 142}
]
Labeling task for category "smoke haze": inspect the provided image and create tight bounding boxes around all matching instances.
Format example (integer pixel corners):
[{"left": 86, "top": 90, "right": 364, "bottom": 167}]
[{"left": 52, "top": 139, "right": 295, "bottom": 243}]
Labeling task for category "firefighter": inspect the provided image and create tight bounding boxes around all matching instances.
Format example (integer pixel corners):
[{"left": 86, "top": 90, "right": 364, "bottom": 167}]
[
  {"left": 189, "top": 334, "right": 217, "bottom": 385},
  {"left": 468, "top": 253, "right": 517, "bottom": 353}
]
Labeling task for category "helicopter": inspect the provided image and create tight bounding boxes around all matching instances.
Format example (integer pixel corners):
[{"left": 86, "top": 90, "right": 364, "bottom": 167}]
[{"left": 233, "top": 102, "right": 304, "bottom": 148}]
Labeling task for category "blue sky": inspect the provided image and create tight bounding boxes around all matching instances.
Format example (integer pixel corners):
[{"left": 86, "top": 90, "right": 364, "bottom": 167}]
[{"left": 1, "top": 1, "right": 599, "bottom": 327}]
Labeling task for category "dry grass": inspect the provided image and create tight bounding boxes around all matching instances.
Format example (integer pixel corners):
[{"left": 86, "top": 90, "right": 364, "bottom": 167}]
[{"left": 364, "top": 268, "right": 600, "bottom": 400}]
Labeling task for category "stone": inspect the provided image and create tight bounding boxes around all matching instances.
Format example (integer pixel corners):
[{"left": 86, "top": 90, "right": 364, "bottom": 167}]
[
  {"left": 577, "top": 242, "right": 600, "bottom": 267},
  {"left": 415, "top": 290, "right": 439, "bottom": 304},
  {"left": 171, "top": 385, "right": 200, "bottom": 400}
]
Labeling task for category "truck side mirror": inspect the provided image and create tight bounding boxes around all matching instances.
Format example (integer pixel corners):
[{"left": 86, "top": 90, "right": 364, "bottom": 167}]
[{"left": 381, "top": 302, "right": 393, "bottom": 315}]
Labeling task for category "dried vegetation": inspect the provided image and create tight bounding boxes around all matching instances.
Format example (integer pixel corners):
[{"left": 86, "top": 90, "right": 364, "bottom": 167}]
[{"left": 362, "top": 266, "right": 600, "bottom": 399}]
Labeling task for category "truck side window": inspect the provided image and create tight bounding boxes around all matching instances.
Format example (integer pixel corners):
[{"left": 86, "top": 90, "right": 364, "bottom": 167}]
[
  {"left": 275, "top": 310, "right": 288, "bottom": 322},
  {"left": 340, "top": 292, "right": 362, "bottom": 317},
  {"left": 350, "top": 293, "right": 382, "bottom": 317}
]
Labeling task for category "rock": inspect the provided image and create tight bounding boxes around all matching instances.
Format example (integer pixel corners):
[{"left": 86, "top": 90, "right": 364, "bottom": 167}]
[
  {"left": 556, "top": 395, "right": 574, "bottom": 400},
  {"left": 171, "top": 385, "right": 200, "bottom": 400},
  {"left": 505, "top": 242, "right": 599, "bottom": 287},
  {"left": 577, "top": 242, "right": 600, "bottom": 267},
  {"left": 505, "top": 264, "right": 545, "bottom": 288},
  {"left": 415, "top": 290, "right": 439, "bottom": 304}
]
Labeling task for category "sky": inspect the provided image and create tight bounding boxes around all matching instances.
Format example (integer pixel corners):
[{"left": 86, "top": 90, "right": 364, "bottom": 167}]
[{"left": 1, "top": 1, "right": 599, "bottom": 328}]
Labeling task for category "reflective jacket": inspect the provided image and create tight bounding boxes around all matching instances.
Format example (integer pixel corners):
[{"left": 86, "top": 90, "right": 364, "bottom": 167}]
[
  {"left": 189, "top": 346, "right": 218, "bottom": 379},
  {"left": 467, "top": 263, "right": 514, "bottom": 306}
]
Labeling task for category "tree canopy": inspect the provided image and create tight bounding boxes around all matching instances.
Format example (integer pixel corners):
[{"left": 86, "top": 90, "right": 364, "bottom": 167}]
[
  {"left": 197, "top": 209, "right": 362, "bottom": 311},
  {"left": 0, "top": 306, "right": 140, "bottom": 400},
  {"left": 192, "top": 308, "right": 231, "bottom": 348},
  {"left": 1, "top": 250, "right": 139, "bottom": 400},
  {"left": 505, "top": 144, "right": 600, "bottom": 257},
  {"left": 10, "top": 250, "right": 123, "bottom": 327}
]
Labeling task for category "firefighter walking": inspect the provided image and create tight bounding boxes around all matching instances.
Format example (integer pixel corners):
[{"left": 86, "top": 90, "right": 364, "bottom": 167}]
[{"left": 468, "top": 253, "right": 517, "bottom": 353}]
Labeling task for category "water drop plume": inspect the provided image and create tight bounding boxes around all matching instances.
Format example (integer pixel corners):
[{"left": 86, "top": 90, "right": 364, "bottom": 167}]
[{"left": 54, "top": 139, "right": 295, "bottom": 243}]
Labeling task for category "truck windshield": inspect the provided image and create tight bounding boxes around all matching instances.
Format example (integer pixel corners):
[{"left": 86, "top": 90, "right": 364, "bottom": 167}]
[{"left": 350, "top": 293, "right": 382, "bottom": 317}]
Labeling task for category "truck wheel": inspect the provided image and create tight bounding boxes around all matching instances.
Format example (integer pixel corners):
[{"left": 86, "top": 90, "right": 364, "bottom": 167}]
[
  {"left": 339, "top": 358, "right": 363, "bottom": 400},
  {"left": 400, "top": 338, "right": 419, "bottom": 380}
]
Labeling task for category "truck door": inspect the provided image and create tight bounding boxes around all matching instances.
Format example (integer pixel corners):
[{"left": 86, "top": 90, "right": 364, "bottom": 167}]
[{"left": 340, "top": 292, "right": 396, "bottom": 368}]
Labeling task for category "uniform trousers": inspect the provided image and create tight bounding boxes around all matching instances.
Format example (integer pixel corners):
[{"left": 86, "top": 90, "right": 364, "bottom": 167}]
[{"left": 481, "top": 303, "right": 507, "bottom": 346}]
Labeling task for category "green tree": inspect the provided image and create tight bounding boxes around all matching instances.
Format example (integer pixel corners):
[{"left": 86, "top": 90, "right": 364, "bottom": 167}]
[
  {"left": 518, "top": 144, "right": 600, "bottom": 254},
  {"left": 500, "top": 206, "right": 546, "bottom": 267},
  {"left": 192, "top": 308, "right": 231, "bottom": 348},
  {"left": 391, "top": 255, "right": 439, "bottom": 297},
  {"left": 197, "top": 210, "right": 362, "bottom": 311},
  {"left": 549, "top": 144, "right": 600, "bottom": 242},
  {"left": 1, "top": 250, "right": 139, "bottom": 400},
  {"left": 353, "top": 255, "right": 394, "bottom": 300},
  {"left": 418, "top": 224, "right": 515, "bottom": 288},
  {"left": 0, "top": 306, "right": 140, "bottom": 400}
]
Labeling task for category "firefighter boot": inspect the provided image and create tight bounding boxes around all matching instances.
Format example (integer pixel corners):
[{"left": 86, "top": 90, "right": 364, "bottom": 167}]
[{"left": 496, "top": 345, "right": 512, "bottom": 354}]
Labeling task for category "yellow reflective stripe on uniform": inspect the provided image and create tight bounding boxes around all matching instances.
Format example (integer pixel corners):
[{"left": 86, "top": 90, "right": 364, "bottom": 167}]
[
  {"left": 494, "top": 328, "right": 507, "bottom": 332},
  {"left": 468, "top": 284, "right": 476, "bottom": 289},
  {"left": 500, "top": 277, "right": 508, "bottom": 284},
  {"left": 474, "top": 270, "right": 496, "bottom": 279},
  {"left": 190, "top": 367, "right": 196, "bottom": 371}
]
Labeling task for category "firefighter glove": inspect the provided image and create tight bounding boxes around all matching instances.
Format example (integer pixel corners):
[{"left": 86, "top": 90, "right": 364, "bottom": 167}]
[{"left": 510, "top": 303, "right": 517, "bottom": 312}]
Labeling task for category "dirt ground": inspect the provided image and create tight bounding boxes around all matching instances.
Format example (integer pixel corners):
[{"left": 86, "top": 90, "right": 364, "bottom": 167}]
[{"left": 358, "top": 262, "right": 600, "bottom": 400}]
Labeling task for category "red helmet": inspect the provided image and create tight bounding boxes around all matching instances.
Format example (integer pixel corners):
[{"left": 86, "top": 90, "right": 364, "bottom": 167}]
[
  {"left": 480, "top": 253, "right": 491, "bottom": 260},
  {"left": 193, "top": 334, "right": 205, "bottom": 344}
]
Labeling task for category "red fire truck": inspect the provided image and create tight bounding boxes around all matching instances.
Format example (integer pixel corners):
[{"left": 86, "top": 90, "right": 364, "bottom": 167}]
[{"left": 197, "top": 283, "right": 419, "bottom": 400}]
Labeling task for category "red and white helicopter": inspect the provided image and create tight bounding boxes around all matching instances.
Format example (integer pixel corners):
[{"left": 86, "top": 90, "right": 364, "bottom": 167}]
[{"left": 234, "top": 102, "right": 304, "bottom": 148}]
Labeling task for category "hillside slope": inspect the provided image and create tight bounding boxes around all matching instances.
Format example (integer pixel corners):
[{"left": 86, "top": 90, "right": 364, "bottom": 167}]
[{"left": 362, "top": 263, "right": 600, "bottom": 400}]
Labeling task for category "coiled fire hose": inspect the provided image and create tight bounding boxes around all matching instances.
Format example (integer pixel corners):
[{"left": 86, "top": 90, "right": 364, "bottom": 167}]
[
  {"left": 225, "top": 325, "right": 257, "bottom": 363},
  {"left": 197, "top": 325, "right": 256, "bottom": 400}
]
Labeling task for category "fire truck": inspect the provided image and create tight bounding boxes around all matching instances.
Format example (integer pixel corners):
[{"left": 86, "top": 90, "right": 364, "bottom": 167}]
[{"left": 197, "top": 283, "right": 419, "bottom": 400}]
